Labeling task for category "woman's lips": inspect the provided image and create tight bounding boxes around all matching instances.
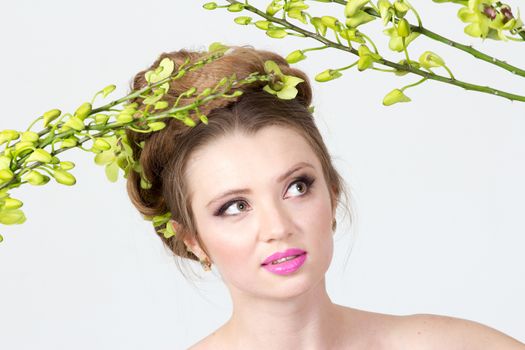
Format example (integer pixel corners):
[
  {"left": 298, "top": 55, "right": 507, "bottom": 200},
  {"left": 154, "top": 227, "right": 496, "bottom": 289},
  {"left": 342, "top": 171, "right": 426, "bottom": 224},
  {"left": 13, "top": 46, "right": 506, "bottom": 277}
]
[
  {"left": 262, "top": 253, "right": 307, "bottom": 275},
  {"left": 261, "top": 248, "right": 307, "bottom": 265}
]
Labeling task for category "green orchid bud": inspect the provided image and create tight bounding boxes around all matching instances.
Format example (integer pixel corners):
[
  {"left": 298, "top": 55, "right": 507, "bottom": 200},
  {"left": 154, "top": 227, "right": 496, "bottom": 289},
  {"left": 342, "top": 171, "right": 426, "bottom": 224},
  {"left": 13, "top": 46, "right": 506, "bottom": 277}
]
[
  {"left": 0, "top": 169, "right": 14, "bottom": 183},
  {"left": 393, "top": 0, "right": 409, "bottom": 18},
  {"left": 21, "top": 131, "right": 39, "bottom": 143},
  {"left": 0, "top": 130, "right": 20, "bottom": 145},
  {"left": 234, "top": 16, "right": 252, "bottom": 25},
  {"left": 25, "top": 149, "right": 53, "bottom": 164},
  {"left": 378, "top": 0, "right": 393, "bottom": 23},
  {"left": 266, "top": 2, "right": 283, "bottom": 15},
  {"left": 74, "top": 102, "right": 92, "bottom": 121},
  {"left": 173, "top": 111, "right": 187, "bottom": 121},
  {"left": 358, "top": 55, "right": 374, "bottom": 71},
  {"left": 105, "top": 161, "right": 119, "bottom": 182},
  {"left": 42, "top": 109, "right": 61, "bottom": 128},
  {"left": 208, "top": 42, "right": 228, "bottom": 53},
  {"left": 0, "top": 156, "right": 11, "bottom": 170},
  {"left": 94, "top": 151, "right": 116, "bottom": 166},
  {"left": 94, "top": 114, "right": 110, "bottom": 125},
  {"left": 286, "top": 0, "right": 308, "bottom": 10},
  {"left": 321, "top": 16, "right": 340, "bottom": 31},
  {"left": 395, "top": 59, "right": 420, "bottom": 76},
  {"left": 3, "top": 148, "right": 14, "bottom": 158},
  {"left": 58, "top": 125, "right": 71, "bottom": 133},
  {"left": 13, "top": 141, "right": 35, "bottom": 158},
  {"left": 0, "top": 209, "right": 26, "bottom": 225},
  {"left": 140, "top": 176, "right": 152, "bottom": 189},
  {"left": 2, "top": 197, "right": 23, "bottom": 210},
  {"left": 154, "top": 101, "right": 169, "bottom": 110},
  {"left": 199, "top": 114, "right": 209, "bottom": 125},
  {"left": 227, "top": 3, "right": 244, "bottom": 12},
  {"left": 419, "top": 51, "right": 445, "bottom": 68},
  {"left": 223, "top": 90, "right": 244, "bottom": 98},
  {"left": 116, "top": 154, "right": 130, "bottom": 175},
  {"left": 93, "top": 138, "right": 111, "bottom": 151},
  {"left": 64, "top": 116, "right": 85, "bottom": 131},
  {"left": 286, "top": 50, "right": 307, "bottom": 64},
  {"left": 183, "top": 87, "right": 197, "bottom": 97},
  {"left": 345, "top": 0, "right": 370, "bottom": 18},
  {"left": 345, "top": 10, "right": 376, "bottom": 27},
  {"left": 197, "top": 87, "right": 212, "bottom": 98},
  {"left": 287, "top": 8, "right": 308, "bottom": 24},
  {"left": 255, "top": 20, "right": 271, "bottom": 30},
  {"left": 203, "top": 2, "right": 217, "bottom": 10},
  {"left": 397, "top": 18, "right": 410, "bottom": 37},
  {"left": 147, "top": 122, "right": 167, "bottom": 131},
  {"left": 151, "top": 212, "right": 171, "bottom": 227},
  {"left": 382, "top": 88, "right": 411, "bottom": 106},
  {"left": 53, "top": 169, "right": 76, "bottom": 186},
  {"left": 50, "top": 156, "right": 60, "bottom": 165},
  {"left": 357, "top": 45, "right": 380, "bottom": 71},
  {"left": 60, "top": 137, "right": 78, "bottom": 149},
  {"left": 101, "top": 84, "right": 116, "bottom": 98},
  {"left": 162, "top": 221, "right": 177, "bottom": 239},
  {"left": 311, "top": 17, "right": 327, "bottom": 36},
  {"left": 23, "top": 170, "right": 49, "bottom": 186},
  {"left": 59, "top": 161, "right": 75, "bottom": 170},
  {"left": 117, "top": 113, "right": 134, "bottom": 124},
  {"left": 183, "top": 117, "right": 197, "bottom": 127},
  {"left": 266, "top": 28, "right": 288, "bottom": 38},
  {"left": 315, "top": 69, "right": 342, "bottom": 82},
  {"left": 340, "top": 28, "right": 365, "bottom": 43}
]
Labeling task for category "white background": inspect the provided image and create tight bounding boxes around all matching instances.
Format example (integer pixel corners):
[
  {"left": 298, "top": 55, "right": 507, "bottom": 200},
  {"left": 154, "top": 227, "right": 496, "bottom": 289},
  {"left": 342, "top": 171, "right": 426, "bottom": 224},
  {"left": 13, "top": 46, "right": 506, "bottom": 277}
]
[{"left": 0, "top": 0, "right": 524, "bottom": 349}]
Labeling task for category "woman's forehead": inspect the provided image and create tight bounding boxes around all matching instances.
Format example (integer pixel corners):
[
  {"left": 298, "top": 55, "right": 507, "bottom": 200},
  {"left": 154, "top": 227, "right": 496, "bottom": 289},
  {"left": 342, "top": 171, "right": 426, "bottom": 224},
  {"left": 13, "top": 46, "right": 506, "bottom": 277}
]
[
  {"left": 188, "top": 127, "right": 316, "bottom": 173},
  {"left": 185, "top": 126, "right": 321, "bottom": 196}
]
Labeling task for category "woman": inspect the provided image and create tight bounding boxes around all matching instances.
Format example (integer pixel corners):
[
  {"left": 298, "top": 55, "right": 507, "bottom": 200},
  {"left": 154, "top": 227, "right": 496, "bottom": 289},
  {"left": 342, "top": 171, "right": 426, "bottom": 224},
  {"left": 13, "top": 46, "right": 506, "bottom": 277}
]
[{"left": 125, "top": 45, "right": 525, "bottom": 349}]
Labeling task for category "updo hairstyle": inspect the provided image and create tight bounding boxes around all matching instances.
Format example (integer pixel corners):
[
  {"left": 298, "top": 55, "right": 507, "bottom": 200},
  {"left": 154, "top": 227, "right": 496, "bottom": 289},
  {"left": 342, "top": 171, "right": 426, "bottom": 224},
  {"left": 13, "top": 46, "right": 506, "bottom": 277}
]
[{"left": 125, "top": 45, "right": 353, "bottom": 275}]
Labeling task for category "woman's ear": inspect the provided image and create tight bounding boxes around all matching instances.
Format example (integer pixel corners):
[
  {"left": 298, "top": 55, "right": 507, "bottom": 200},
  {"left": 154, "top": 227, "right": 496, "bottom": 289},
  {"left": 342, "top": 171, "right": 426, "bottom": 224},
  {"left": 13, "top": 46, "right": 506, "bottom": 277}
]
[
  {"left": 170, "top": 219, "right": 205, "bottom": 258},
  {"left": 330, "top": 184, "right": 338, "bottom": 214}
]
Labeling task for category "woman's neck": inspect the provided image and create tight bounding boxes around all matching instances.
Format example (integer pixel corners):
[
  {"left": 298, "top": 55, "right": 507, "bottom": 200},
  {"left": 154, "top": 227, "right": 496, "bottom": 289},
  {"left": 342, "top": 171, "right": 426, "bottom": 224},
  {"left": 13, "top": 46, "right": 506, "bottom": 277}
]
[{"left": 218, "top": 276, "right": 350, "bottom": 349}]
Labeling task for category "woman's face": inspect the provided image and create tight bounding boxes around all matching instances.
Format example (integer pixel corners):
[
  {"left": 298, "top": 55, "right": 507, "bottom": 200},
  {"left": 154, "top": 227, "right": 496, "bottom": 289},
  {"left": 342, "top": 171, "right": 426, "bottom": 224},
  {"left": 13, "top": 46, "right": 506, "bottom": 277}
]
[{"left": 184, "top": 125, "right": 335, "bottom": 300}]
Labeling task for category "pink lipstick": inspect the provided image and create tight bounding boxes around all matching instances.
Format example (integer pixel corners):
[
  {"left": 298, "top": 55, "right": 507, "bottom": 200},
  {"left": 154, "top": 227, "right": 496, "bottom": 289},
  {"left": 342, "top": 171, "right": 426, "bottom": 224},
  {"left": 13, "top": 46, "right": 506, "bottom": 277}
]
[{"left": 261, "top": 248, "right": 307, "bottom": 275}]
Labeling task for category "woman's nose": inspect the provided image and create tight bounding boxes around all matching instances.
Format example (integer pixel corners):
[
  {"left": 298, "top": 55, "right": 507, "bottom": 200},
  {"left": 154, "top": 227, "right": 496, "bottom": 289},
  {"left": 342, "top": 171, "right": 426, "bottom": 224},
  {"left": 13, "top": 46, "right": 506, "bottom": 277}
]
[{"left": 258, "top": 197, "right": 294, "bottom": 242}]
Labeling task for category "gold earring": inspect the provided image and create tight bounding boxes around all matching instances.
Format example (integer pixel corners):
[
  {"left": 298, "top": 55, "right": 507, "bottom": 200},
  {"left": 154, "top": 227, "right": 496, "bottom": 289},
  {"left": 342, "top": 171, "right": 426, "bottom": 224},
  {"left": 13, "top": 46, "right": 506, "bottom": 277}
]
[
  {"left": 332, "top": 218, "right": 337, "bottom": 231},
  {"left": 200, "top": 256, "right": 212, "bottom": 272}
]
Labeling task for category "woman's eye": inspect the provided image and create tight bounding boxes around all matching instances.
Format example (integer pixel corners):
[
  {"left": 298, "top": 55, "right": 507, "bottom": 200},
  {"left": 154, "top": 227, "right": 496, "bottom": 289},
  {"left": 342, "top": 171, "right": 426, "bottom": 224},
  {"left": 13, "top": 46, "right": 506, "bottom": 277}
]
[
  {"left": 288, "top": 179, "right": 308, "bottom": 197},
  {"left": 215, "top": 175, "right": 315, "bottom": 217},
  {"left": 286, "top": 175, "right": 315, "bottom": 198},
  {"left": 220, "top": 201, "right": 249, "bottom": 216}
]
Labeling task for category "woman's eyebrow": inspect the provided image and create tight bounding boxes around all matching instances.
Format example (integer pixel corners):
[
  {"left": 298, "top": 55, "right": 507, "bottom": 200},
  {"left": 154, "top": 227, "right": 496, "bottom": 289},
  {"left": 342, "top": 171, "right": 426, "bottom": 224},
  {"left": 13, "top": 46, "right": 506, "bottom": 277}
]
[{"left": 206, "top": 161, "right": 315, "bottom": 208}]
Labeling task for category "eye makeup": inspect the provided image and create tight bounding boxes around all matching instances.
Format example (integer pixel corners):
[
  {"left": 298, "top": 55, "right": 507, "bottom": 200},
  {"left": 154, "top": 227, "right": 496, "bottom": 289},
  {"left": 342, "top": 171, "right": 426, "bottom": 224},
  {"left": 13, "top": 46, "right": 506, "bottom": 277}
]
[{"left": 213, "top": 173, "right": 316, "bottom": 217}]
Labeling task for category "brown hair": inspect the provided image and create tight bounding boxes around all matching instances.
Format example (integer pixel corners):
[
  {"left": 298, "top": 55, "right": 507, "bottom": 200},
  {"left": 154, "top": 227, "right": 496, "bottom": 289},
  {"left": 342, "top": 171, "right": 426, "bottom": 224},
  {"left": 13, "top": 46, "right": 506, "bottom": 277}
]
[{"left": 125, "top": 45, "right": 354, "bottom": 277}]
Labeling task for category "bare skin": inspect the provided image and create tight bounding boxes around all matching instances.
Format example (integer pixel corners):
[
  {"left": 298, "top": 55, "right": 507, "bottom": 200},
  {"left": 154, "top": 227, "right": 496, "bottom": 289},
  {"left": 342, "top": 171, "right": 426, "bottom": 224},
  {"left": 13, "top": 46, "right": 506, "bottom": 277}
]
[
  {"left": 188, "top": 305, "right": 525, "bottom": 350},
  {"left": 179, "top": 126, "right": 524, "bottom": 350}
]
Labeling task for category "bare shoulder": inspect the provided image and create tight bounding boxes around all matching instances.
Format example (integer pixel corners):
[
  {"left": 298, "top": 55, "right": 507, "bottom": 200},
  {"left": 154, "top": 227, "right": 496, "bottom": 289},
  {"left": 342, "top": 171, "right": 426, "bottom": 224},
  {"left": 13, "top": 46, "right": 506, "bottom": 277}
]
[
  {"left": 387, "top": 313, "right": 525, "bottom": 350},
  {"left": 185, "top": 326, "right": 226, "bottom": 350},
  {"left": 337, "top": 307, "right": 524, "bottom": 350},
  {"left": 185, "top": 333, "right": 218, "bottom": 350},
  {"left": 185, "top": 335, "right": 215, "bottom": 350}
]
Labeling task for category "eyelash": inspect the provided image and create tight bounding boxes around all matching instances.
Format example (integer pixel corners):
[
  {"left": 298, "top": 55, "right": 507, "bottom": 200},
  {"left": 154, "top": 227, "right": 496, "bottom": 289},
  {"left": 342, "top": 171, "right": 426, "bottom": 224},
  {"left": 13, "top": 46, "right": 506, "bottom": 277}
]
[{"left": 214, "top": 174, "right": 316, "bottom": 217}]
